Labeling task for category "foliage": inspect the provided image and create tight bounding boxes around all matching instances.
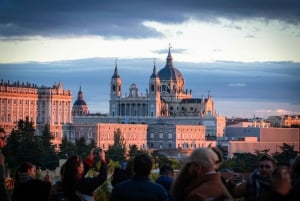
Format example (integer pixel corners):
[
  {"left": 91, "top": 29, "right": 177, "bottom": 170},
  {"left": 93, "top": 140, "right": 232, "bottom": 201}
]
[
  {"left": 273, "top": 143, "right": 298, "bottom": 166},
  {"left": 221, "top": 152, "right": 258, "bottom": 173},
  {"left": 106, "top": 129, "right": 126, "bottom": 162},
  {"left": 75, "top": 137, "right": 91, "bottom": 159},
  {"left": 3, "top": 118, "right": 58, "bottom": 171},
  {"left": 150, "top": 150, "right": 182, "bottom": 171},
  {"left": 128, "top": 144, "right": 139, "bottom": 158},
  {"left": 220, "top": 143, "right": 299, "bottom": 173},
  {"left": 93, "top": 180, "right": 112, "bottom": 201},
  {"left": 39, "top": 124, "right": 59, "bottom": 169},
  {"left": 57, "top": 137, "right": 77, "bottom": 159}
]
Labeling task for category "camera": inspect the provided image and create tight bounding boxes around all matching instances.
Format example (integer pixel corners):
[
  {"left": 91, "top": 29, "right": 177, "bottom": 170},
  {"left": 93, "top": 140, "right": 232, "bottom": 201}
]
[{"left": 93, "top": 147, "right": 102, "bottom": 155}]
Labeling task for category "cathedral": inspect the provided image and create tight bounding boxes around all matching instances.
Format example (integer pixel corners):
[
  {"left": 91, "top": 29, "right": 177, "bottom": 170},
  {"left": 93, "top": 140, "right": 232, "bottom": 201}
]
[{"left": 109, "top": 47, "right": 215, "bottom": 118}]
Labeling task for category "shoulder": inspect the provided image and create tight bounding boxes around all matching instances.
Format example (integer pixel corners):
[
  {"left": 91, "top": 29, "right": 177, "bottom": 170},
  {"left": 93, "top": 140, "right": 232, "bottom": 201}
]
[{"left": 27, "top": 179, "right": 51, "bottom": 189}]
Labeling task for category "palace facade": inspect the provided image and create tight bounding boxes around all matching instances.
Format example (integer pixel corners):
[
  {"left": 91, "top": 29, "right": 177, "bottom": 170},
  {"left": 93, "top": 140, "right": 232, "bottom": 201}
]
[{"left": 0, "top": 80, "right": 72, "bottom": 148}]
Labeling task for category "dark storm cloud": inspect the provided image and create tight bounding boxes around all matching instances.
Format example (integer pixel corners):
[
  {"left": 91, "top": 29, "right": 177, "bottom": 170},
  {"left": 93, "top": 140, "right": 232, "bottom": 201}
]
[{"left": 0, "top": 0, "right": 299, "bottom": 38}]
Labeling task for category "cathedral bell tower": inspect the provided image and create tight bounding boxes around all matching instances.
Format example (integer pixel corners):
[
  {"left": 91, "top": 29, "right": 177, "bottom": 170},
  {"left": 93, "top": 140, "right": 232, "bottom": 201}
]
[
  {"left": 110, "top": 63, "right": 122, "bottom": 98},
  {"left": 148, "top": 61, "right": 161, "bottom": 117},
  {"left": 109, "top": 62, "right": 122, "bottom": 116}
]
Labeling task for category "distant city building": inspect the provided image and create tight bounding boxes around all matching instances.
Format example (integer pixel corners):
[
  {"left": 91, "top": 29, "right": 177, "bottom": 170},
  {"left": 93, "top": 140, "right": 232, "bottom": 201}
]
[
  {"left": 268, "top": 115, "right": 300, "bottom": 127},
  {"left": 226, "top": 118, "right": 271, "bottom": 128},
  {"left": 220, "top": 127, "right": 300, "bottom": 158},
  {"left": 147, "top": 123, "right": 207, "bottom": 149},
  {"left": 0, "top": 80, "right": 72, "bottom": 149}
]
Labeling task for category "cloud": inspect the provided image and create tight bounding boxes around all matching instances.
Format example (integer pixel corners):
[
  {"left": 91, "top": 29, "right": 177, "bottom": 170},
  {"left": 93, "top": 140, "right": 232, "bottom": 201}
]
[
  {"left": 275, "top": 109, "right": 290, "bottom": 114},
  {"left": 228, "top": 83, "right": 246, "bottom": 87},
  {"left": 0, "top": 0, "right": 299, "bottom": 38},
  {"left": 255, "top": 108, "right": 299, "bottom": 117}
]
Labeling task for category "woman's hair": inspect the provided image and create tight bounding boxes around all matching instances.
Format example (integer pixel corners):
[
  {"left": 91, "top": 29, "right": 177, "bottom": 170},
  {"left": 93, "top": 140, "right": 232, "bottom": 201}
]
[
  {"left": 17, "top": 161, "right": 35, "bottom": 173},
  {"left": 62, "top": 155, "right": 83, "bottom": 196},
  {"left": 171, "top": 148, "right": 219, "bottom": 201},
  {"left": 171, "top": 162, "right": 197, "bottom": 201}
]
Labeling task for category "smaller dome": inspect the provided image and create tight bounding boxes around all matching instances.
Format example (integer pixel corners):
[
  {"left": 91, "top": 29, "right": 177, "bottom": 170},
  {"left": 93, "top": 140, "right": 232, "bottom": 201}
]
[
  {"left": 72, "top": 85, "right": 89, "bottom": 116},
  {"left": 73, "top": 99, "right": 87, "bottom": 106}
]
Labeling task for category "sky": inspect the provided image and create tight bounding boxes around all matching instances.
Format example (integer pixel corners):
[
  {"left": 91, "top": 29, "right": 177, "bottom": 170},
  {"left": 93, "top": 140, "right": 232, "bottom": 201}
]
[{"left": 0, "top": 0, "right": 300, "bottom": 118}]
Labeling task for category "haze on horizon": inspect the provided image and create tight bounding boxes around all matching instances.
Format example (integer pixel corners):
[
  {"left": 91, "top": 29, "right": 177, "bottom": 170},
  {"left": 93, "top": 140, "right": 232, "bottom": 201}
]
[{"left": 0, "top": 0, "right": 299, "bottom": 118}]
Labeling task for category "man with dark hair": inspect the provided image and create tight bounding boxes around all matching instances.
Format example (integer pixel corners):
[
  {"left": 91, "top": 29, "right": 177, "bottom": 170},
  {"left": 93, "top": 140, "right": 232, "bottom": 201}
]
[
  {"left": 156, "top": 165, "right": 174, "bottom": 201},
  {"left": 110, "top": 153, "right": 168, "bottom": 201},
  {"left": 0, "top": 127, "right": 9, "bottom": 201},
  {"left": 234, "top": 154, "right": 277, "bottom": 201}
]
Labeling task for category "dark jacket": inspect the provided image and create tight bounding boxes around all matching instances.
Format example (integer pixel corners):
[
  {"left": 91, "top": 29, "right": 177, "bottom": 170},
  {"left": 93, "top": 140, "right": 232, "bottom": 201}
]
[
  {"left": 66, "top": 159, "right": 108, "bottom": 201},
  {"left": 245, "top": 171, "right": 273, "bottom": 201},
  {"left": 12, "top": 179, "right": 52, "bottom": 201},
  {"left": 0, "top": 152, "right": 9, "bottom": 201},
  {"left": 110, "top": 175, "right": 168, "bottom": 201},
  {"left": 156, "top": 175, "right": 174, "bottom": 201}
]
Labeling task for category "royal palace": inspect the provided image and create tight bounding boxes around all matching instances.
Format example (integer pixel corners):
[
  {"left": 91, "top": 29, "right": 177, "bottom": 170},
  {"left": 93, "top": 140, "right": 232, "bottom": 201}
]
[{"left": 0, "top": 48, "right": 231, "bottom": 151}]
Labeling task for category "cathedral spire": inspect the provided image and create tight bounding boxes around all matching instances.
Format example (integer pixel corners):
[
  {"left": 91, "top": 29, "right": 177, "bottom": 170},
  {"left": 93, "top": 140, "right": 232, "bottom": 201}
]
[
  {"left": 112, "top": 59, "right": 120, "bottom": 78},
  {"left": 150, "top": 58, "right": 159, "bottom": 78},
  {"left": 78, "top": 84, "right": 83, "bottom": 101},
  {"left": 166, "top": 43, "right": 173, "bottom": 68}
]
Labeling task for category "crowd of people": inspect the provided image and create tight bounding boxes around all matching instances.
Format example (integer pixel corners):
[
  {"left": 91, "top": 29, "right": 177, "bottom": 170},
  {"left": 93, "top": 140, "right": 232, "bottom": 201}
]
[{"left": 0, "top": 127, "right": 299, "bottom": 201}]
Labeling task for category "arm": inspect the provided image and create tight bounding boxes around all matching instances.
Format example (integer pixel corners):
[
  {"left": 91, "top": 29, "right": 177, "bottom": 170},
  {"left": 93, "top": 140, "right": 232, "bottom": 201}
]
[{"left": 77, "top": 150, "right": 108, "bottom": 195}]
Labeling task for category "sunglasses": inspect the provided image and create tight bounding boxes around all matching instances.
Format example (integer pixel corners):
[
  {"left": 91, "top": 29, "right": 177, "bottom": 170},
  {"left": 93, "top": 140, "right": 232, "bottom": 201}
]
[{"left": 260, "top": 165, "right": 271, "bottom": 169}]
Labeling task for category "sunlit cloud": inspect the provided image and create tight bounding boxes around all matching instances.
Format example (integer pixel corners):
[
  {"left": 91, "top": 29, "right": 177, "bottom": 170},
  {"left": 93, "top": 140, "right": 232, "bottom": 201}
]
[
  {"left": 228, "top": 83, "right": 246, "bottom": 87},
  {"left": 255, "top": 108, "right": 298, "bottom": 116}
]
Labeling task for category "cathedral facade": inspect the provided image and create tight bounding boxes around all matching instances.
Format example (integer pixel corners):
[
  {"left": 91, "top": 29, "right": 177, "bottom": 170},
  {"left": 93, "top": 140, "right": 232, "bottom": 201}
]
[{"left": 109, "top": 47, "right": 215, "bottom": 118}]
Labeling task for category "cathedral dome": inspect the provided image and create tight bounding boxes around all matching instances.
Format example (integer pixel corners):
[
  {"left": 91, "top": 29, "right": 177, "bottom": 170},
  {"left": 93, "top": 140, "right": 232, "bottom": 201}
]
[
  {"left": 72, "top": 85, "right": 89, "bottom": 116},
  {"left": 73, "top": 99, "right": 87, "bottom": 106},
  {"left": 158, "top": 48, "right": 184, "bottom": 82}
]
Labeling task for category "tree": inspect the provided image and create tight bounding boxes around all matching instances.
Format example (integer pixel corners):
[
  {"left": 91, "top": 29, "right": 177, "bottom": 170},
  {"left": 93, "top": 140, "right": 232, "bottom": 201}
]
[
  {"left": 273, "top": 143, "right": 298, "bottom": 166},
  {"left": 2, "top": 128, "right": 22, "bottom": 169},
  {"left": 128, "top": 144, "right": 139, "bottom": 158},
  {"left": 75, "top": 137, "right": 91, "bottom": 159},
  {"left": 39, "top": 124, "right": 59, "bottom": 169},
  {"left": 3, "top": 117, "right": 42, "bottom": 170},
  {"left": 221, "top": 152, "right": 258, "bottom": 172},
  {"left": 57, "top": 137, "right": 77, "bottom": 159},
  {"left": 106, "top": 129, "right": 126, "bottom": 162},
  {"left": 3, "top": 118, "right": 60, "bottom": 171}
]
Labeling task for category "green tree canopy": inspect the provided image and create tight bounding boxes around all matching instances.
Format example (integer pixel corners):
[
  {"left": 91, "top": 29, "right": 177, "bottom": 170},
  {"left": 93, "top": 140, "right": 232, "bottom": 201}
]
[
  {"left": 3, "top": 117, "right": 59, "bottom": 171},
  {"left": 57, "top": 136, "right": 77, "bottom": 159},
  {"left": 106, "top": 129, "right": 126, "bottom": 162},
  {"left": 273, "top": 143, "right": 298, "bottom": 166},
  {"left": 39, "top": 124, "right": 59, "bottom": 169}
]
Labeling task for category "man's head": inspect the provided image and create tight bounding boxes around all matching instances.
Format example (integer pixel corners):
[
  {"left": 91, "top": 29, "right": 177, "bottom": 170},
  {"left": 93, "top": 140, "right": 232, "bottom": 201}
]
[
  {"left": 258, "top": 154, "right": 277, "bottom": 178},
  {"left": 189, "top": 148, "right": 219, "bottom": 171},
  {"left": 159, "top": 165, "right": 174, "bottom": 177},
  {"left": 133, "top": 153, "right": 153, "bottom": 176},
  {"left": 0, "top": 127, "right": 6, "bottom": 149}
]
